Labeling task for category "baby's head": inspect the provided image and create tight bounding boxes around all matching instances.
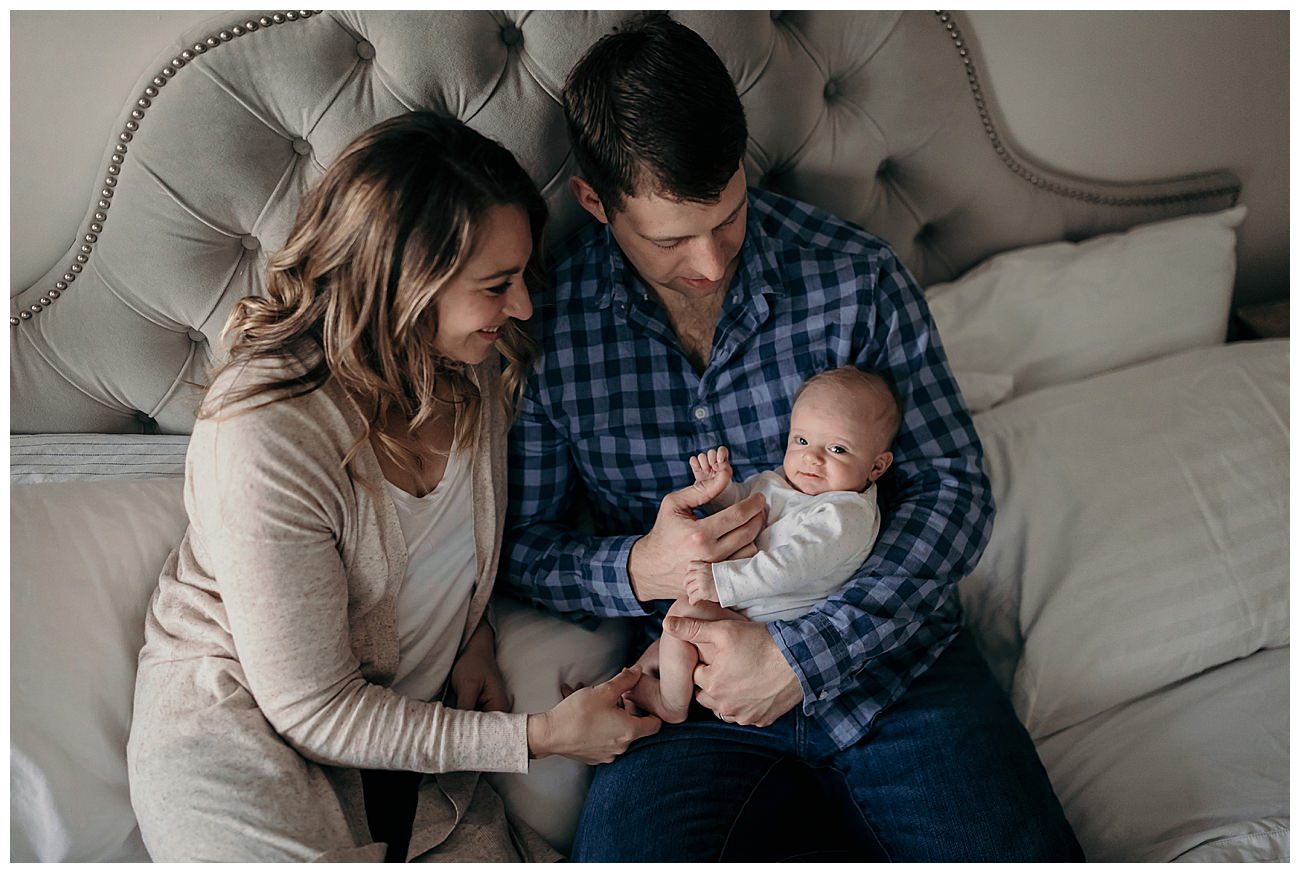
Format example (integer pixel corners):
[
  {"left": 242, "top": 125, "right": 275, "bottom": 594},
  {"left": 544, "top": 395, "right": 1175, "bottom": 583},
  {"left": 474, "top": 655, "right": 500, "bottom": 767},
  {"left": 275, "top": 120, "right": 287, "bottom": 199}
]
[{"left": 783, "top": 367, "right": 901, "bottom": 496}]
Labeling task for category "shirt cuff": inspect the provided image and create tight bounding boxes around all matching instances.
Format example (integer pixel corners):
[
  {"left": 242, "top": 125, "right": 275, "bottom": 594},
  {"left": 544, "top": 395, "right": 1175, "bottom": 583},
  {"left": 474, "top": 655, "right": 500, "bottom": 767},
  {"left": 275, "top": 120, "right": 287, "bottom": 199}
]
[
  {"left": 585, "top": 534, "right": 655, "bottom": 617},
  {"left": 711, "top": 561, "right": 741, "bottom": 609},
  {"left": 768, "top": 621, "right": 830, "bottom": 714}
]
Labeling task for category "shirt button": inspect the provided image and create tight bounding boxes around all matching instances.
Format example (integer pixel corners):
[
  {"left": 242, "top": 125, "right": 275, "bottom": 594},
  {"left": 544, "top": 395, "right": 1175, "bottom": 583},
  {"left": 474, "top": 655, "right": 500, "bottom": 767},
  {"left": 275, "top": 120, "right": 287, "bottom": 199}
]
[
  {"left": 818, "top": 691, "right": 829, "bottom": 701},
  {"left": 693, "top": 406, "right": 708, "bottom": 420}
]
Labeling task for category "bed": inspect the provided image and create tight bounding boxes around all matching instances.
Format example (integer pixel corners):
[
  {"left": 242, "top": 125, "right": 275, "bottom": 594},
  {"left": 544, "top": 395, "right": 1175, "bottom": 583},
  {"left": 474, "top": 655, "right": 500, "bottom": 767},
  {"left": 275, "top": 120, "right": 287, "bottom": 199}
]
[{"left": 9, "top": 10, "right": 1288, "bottom": 862}]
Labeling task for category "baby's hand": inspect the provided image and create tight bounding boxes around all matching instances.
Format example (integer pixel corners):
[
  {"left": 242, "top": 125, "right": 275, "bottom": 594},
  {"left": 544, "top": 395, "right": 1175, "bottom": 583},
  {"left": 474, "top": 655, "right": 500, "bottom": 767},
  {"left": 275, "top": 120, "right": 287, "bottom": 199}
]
[
  {"left": 684, "top": 560, "right": 719, "bottom": 605},
  {"left": 689, "top": 446, "right": 733, "bottom": 488}
]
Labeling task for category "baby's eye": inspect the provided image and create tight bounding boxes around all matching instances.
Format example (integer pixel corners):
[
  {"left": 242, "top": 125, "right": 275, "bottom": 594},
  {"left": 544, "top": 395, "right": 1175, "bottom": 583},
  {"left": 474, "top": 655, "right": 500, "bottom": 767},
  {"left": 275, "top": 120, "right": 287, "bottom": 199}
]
[
  {"left": 828, "top": 445, "right": 847, "bottom": 455},
  {"left": 793, "top": 436, "right": 808, "bottom": 446}
]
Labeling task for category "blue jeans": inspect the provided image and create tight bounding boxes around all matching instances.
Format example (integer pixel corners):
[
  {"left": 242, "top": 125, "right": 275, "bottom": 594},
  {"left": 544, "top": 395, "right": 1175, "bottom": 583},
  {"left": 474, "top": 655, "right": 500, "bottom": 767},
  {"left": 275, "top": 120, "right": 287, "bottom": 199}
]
[{"left": 571, "top": 630, "right": 1083, "bottom": 862}]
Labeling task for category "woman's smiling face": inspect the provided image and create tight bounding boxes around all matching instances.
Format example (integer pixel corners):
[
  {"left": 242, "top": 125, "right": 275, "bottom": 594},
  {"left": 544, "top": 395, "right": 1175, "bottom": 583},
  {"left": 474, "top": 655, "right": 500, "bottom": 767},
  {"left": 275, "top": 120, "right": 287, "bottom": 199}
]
[{"left": 432, "top": 204, "right": 534, "bottom": 364}]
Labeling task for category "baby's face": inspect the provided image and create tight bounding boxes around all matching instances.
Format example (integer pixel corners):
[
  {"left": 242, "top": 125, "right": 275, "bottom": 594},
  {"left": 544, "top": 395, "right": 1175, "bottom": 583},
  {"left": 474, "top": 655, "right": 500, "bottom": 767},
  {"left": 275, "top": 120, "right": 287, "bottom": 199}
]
[{"left": 783, "top": 383, "right": 892, "bottom": 496}]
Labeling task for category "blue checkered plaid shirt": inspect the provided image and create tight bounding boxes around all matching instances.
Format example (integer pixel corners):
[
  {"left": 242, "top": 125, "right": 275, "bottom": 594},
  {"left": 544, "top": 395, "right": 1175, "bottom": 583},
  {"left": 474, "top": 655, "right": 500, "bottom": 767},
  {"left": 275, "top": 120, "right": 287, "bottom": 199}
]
[{"left": 500, "top": 188, "right": 993, "bottom": 749}]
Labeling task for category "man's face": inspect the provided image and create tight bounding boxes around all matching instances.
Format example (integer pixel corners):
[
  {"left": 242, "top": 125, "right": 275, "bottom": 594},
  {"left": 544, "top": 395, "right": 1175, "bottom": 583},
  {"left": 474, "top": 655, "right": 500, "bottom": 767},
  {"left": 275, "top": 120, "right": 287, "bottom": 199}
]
[{"left": 574, "top": 167, "right": 749, "bottom": 304}]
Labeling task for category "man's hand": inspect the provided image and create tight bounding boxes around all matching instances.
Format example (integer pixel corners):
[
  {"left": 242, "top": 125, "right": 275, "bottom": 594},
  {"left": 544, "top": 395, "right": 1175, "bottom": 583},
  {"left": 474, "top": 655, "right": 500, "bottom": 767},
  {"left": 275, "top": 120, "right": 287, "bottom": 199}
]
[
  {"left": 662, "top": 615, "right": 803, "bottom": 727},
  {"left": 628, "top": 481, "right": 766, "bottom": 603}
]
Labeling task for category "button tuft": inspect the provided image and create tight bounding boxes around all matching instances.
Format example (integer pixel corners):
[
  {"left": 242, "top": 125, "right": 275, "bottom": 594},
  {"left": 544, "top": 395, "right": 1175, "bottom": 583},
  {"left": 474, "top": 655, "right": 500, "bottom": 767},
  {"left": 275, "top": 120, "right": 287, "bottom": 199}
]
[
  {"left": 500, "top": 24, "right": 523, "bottom": 47},
  {"left": 241, "top": 234, "right": 261, "bottom": 251},
  {"left": 355, "top": 39, "right": 376, "bottom": 60},
  {"left": 187, "top": 328, "right": 206, "bottom": 342},
  {"left": 291, "top": 138, "right": 312, "bottom": 156}
]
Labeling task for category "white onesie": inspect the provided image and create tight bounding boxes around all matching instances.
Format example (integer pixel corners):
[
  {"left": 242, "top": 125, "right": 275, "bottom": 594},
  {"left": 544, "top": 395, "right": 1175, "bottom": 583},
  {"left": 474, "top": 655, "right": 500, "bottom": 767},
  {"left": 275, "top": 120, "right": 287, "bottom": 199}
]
[{"left": 707, "top": 470, "right": 881, "bottom": 622}]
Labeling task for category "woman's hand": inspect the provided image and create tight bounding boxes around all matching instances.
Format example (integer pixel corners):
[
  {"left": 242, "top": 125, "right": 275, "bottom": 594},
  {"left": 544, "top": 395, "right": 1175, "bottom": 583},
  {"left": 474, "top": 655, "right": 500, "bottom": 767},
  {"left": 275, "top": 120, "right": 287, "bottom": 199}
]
[
  {"left": 447, "top": 622, "right": 512, "bottom": 712},
  {"left": 527, "top": 667, "right": 661, "bottom": 764}
]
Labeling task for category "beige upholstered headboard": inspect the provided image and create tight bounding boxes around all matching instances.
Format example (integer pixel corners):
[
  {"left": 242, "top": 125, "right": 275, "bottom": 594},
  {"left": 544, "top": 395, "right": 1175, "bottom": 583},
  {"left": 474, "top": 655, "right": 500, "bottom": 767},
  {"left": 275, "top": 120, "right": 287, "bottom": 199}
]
[{"left": 9, "top": 10, "right": 1239, "bottom": 435}]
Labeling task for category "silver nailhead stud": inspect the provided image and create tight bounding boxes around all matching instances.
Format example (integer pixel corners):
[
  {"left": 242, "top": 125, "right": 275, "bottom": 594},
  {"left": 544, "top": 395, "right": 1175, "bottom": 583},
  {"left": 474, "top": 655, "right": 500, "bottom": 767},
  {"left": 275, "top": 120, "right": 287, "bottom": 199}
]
[
  {"left": 162, "top": 66, "right": 176, "bottom": 77},
  {"left": 152, "top": 76, "right": 166, "bottom": 87},
  {"left": 120, "top": 132, "right": 133, "bottom": 143},
  {"left": 63, "top": 273, "right": 75, "bottom": 282},
  {"left": 145, "top": 86, "right": 158, "bottom": 97},
  {"left": 205, "top": 36, "right": 219, "bottom": 47},
  {"left": 11, "top": 316, "right": 21, "bottom": 326},
  {"left": 70, "top": 264, "right": 83, "bottom": 273},
  {"left": 55, "top": 281, "right": 67, "bottom": 290},
  {"left": 19, "top": 311, "right": 32, "bottom": 320},
  {"left": 80, "top": 245, "right": 92, "bottom": 254},
  {"left": 172, "top": 56, "right": 185, "bottom": 67},
  {"left": 48, "top": 289, "right": 60, "bottom": 298},
  {"left": 30, "top": 303, "right": 42, "bottom": 313},
  {"left": 39, "top": 296, "right": 51, "bottom": 305},
  {"left": 75, "top": 254, "right": 88, "bottom": 264},
  {"left": 180, "top": 50, "right": 193, "bottom": 61}
]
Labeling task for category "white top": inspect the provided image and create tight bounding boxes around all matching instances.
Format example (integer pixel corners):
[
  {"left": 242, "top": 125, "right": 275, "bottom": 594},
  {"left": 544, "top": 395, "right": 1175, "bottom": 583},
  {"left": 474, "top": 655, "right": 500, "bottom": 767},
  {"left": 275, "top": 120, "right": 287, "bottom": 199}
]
[
  {"left": 384, "top": 445, "right": 477, "bottom": 702},
  {"left": 708, "top": 470, "right": 882, "bottom": 622}
]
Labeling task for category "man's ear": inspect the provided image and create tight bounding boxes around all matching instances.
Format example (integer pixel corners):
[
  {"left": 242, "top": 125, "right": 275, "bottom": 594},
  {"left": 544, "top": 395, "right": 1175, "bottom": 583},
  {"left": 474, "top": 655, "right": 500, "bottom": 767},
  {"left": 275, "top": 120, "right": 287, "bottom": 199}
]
[{"left": 569, "top": 176, "right": 610, "bottom": 224}]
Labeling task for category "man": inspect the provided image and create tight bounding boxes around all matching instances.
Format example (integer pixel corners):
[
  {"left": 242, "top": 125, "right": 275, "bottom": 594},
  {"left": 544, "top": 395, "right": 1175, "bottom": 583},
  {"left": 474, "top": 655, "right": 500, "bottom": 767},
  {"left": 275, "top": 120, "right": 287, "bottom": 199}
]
[{"left": 500, "top": 13, "right": 1082, "bottom": 862}]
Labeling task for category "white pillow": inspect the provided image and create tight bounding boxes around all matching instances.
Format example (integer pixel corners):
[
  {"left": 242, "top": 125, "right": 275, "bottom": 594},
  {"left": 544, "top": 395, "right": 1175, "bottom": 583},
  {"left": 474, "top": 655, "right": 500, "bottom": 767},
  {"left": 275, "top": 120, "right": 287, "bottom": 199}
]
[
  {"left": 1034, "top": 646, "right": 1289, "bottom": 861},
  {"left": 9, "top": 473, "right": 629, "bottom": 861},
  {"left": 960, "top": 339, "right": 1288, "bottom": 738},
  {"left": 928, "top": 205, "right": 1247, "bottom": 402},
  {"left": 11, "top": 478, "right": 186, "bottom": 862},
  {"left": 487, "top": 599, "right": 630, "bottom": 855}
]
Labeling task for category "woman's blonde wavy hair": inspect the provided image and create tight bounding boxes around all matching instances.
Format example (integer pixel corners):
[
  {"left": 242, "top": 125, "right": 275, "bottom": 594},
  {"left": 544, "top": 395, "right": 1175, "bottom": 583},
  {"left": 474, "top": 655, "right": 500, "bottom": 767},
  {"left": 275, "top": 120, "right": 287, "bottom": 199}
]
[{"left": 200, "top": 112, "right": 545, "bottom": 481}]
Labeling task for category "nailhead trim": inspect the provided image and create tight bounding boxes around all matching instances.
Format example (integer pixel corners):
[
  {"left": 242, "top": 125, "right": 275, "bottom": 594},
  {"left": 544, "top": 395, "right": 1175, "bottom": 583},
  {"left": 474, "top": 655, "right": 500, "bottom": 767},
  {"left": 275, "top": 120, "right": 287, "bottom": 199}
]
[
  {"left": 936, "top": 11, "right": 1241, "bottom": 209},
  {"left": 13, "top": 11, "right": 321, "bottom": 328}
]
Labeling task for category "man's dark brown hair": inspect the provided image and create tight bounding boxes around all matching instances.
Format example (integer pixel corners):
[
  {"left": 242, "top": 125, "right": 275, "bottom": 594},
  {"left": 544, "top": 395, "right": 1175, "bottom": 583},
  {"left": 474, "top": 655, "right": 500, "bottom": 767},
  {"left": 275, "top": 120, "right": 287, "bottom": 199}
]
[{"left": 562, "top": 13, "right": 748, "bottom": 213}]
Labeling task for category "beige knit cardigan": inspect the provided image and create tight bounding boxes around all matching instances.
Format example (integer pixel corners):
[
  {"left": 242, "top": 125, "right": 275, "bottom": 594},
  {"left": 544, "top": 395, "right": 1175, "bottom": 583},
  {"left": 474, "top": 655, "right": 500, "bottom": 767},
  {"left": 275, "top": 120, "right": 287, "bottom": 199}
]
[{"left": 126, "top": 352, "right": 557, "bottom": 862}]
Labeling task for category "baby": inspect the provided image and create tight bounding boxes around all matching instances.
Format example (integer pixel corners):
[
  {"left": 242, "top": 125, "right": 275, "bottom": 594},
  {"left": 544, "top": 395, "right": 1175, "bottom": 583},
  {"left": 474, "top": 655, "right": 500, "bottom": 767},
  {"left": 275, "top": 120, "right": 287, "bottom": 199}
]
[{"left": 632, "top": 366, "right": 902, "bottom": 723}]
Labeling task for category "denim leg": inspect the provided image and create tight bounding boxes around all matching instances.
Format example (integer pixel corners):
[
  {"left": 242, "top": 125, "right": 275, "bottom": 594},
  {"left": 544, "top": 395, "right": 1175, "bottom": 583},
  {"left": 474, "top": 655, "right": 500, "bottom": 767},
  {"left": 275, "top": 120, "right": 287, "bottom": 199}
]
[
  {"left": 804, "top": 630, "right": 1085, "bottom": 862},
  {"left": 570, "top": 708, "right": 794, "bottom": 861}
]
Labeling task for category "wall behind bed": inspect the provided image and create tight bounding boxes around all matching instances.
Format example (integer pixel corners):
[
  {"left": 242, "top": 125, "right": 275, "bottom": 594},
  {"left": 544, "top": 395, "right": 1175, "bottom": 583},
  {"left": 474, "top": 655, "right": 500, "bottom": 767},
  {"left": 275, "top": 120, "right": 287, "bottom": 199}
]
[{"left": 9, "top": 10, "right": 1288, "bottom": 306}]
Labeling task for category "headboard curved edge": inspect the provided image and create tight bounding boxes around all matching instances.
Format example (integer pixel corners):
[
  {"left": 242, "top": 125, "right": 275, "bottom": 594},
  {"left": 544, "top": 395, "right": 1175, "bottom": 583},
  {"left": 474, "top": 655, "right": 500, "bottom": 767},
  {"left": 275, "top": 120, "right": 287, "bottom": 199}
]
[{"left": 10, "top": 9, "right": 1240, "bottom": 435}]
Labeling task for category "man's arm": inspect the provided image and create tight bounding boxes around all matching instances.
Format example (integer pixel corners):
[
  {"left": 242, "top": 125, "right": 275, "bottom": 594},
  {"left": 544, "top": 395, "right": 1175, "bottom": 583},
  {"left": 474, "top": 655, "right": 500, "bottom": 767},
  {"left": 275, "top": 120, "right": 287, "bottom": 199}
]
[
  {"left": 667, "top": 250, "right": 992, "bottom": 724},
  {"left": 767, "top": 251, "right": 994, "bottom": 711},
  {"left": 500, "top": 379, "right": 648, "bottom": 619},
  {"left": 500, "top": 379, "right": 766, "bottom": 619}
]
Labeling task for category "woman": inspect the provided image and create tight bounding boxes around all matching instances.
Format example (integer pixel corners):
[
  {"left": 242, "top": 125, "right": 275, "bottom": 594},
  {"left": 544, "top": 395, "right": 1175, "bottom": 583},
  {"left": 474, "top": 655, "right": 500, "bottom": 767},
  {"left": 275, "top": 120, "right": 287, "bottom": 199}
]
[{"left": 126, "top": 112, "right": 660, "bottom": 862}]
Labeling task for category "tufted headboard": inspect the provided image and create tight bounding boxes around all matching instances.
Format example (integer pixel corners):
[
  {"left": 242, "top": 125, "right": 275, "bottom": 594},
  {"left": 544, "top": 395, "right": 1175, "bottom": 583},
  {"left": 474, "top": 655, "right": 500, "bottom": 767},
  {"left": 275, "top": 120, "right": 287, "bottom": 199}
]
[{"left": 10, "top": 10, "right": 1240, "bottom": 435}]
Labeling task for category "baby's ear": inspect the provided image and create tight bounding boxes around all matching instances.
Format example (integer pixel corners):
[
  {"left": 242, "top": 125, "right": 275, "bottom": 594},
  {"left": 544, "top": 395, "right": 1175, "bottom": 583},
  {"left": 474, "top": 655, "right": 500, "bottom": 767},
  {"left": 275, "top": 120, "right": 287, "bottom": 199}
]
[{"left": 870, "top": 451, "right": 893, "bottom": 481}]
